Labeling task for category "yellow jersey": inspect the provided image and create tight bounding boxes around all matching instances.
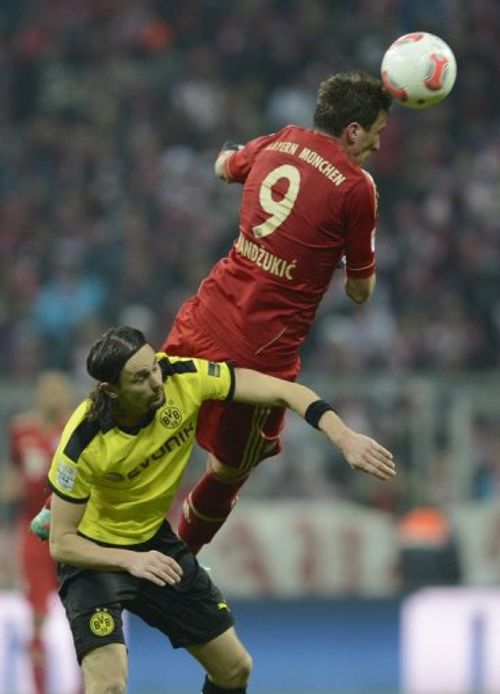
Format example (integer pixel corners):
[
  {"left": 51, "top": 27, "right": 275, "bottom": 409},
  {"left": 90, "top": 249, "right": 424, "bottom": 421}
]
[{"left": 48, "top": 354, "right": 234, "bottom": 545}]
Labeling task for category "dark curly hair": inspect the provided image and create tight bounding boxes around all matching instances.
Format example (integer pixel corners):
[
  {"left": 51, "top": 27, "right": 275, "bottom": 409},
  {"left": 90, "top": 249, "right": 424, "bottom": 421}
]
[{"left": 313, "top": 71, "right": 392, "bottom": 137}]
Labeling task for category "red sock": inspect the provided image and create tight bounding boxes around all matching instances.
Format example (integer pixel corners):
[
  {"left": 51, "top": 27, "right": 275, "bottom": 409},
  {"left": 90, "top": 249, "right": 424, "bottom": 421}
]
[
  {"left": 30, "top": 634, "right": 45, "bottom": 694},
  {"left": 177, "top": 470, "right": 248, "bottom": 554},
  {"left": 44, "top": 494, "right": 52, "bottom": 509}
]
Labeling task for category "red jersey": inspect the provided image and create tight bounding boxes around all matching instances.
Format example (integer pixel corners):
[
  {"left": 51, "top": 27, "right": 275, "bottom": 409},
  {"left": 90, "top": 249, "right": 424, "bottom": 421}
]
[
  {"left": 9, "top": 414, "right": 63, "bottom": 517},
  {"left": 193, "top": 125, "right": 378, "bottom": 371}
]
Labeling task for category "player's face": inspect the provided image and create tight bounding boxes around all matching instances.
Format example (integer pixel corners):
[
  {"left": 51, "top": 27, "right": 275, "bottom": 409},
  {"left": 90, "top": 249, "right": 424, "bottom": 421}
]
[
  {"left": 350, "top": 110, "right": 388, "bottom": 166},
  {"left": 113, "top": 344, "right": 165, "bottom": 419}
]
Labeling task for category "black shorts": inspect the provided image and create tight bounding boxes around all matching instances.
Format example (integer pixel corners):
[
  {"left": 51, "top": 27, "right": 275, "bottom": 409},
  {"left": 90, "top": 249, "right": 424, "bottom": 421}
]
[{"left": 58, "top": 521, "right": 234, "bottom": 663}]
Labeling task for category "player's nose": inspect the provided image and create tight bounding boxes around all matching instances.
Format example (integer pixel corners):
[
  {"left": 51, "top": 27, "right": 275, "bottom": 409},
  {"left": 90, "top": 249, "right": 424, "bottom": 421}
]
[{"left": 149, "top": 372, "right": 162, "bottom": 390}]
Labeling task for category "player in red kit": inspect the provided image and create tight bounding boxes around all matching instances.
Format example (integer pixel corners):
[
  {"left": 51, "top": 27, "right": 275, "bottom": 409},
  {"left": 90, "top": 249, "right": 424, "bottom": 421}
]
[
  {"left": 7, "top": 371, "right": 74, "bottom": 694},
  {"left": 162, "top": 71, "right": 392, "bottom": 554}
]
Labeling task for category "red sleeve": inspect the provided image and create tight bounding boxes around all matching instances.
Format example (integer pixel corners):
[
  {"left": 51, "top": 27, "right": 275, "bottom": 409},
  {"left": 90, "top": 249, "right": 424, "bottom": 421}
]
[
  {"left": 225, "top": 132, "right": 278, "bottom": 183},
  {"left": 343, "top": 173, "right": 378, "bottom": 278}
]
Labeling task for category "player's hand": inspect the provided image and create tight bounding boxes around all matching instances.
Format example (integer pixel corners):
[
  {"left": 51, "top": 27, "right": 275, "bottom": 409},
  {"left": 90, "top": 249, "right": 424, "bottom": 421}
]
[
  {"left": 30, "top": 506, "right": 52, "bottom": 541},
  {"left": 337, "top": 430, "right": 396, "bottom": 480},
  {"left": 125, "top": 550, "right": 183, "bottom": 587}
]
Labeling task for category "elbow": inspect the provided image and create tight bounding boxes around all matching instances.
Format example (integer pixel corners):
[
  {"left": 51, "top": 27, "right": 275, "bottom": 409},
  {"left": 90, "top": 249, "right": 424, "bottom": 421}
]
[
  {"left": 49, "top": 535, "right": 70, "bottom": 564},
  {"left": 49, "top": 539, "right": 62, "bottom": 563},
  {"left": 214, "top": 158, "right": 228, "bottom": 181},
  {"left": 214, "top": 153, "right": 235, "bottom": 183}
]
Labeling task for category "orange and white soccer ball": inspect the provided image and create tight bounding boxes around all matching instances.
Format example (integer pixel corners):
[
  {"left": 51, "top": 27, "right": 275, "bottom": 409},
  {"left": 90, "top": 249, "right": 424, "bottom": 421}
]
[{"left": 381, "top": 32, "right": 457, "bottom": 109}]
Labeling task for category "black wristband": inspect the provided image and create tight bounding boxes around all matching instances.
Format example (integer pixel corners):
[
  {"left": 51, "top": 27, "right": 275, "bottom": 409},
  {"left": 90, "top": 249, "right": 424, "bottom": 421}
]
[{"left": 304, "top": 399, "right": 335, "bottom": 429}]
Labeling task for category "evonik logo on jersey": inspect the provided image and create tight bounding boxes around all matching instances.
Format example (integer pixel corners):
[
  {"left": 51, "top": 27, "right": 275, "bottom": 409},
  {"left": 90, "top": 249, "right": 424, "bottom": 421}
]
[{"left": 126, "top": 421, "right": 195, "bottom": 479}]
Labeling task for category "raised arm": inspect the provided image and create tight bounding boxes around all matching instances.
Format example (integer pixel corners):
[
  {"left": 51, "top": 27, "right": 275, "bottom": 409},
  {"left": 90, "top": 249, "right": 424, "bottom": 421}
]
[
  {"left": 49, "top": 495, "right": 183, "bottom": 586},
  {"left": 232, "top": 368, "right": 395, "bottom": 481}
]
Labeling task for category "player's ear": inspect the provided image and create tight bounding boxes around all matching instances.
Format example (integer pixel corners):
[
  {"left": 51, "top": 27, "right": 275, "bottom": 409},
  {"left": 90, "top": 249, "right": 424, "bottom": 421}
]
[
  {"left": 99, "top": 382, "right": 118, "bottom": 399},
  {"left": 344, "top": 122, "right": 362, "bottom": 144}
]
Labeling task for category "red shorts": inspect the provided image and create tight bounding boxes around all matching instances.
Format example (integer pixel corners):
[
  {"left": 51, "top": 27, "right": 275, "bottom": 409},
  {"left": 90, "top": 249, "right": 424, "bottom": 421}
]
[
  {"left": 162, "top": 300, "right": 300, "bottom": 472},
  {"left": 19, "top": 518, "right": 58, "bottom": 614}
]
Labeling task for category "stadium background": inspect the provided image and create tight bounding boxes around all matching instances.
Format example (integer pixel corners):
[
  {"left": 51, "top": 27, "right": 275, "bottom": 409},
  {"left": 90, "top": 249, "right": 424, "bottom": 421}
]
[{"left": 0, "top": 1, "right": 499, "bottom": 693}]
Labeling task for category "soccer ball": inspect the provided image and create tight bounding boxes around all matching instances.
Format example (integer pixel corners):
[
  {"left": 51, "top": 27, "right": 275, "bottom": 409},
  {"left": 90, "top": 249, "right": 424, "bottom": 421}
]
[{"left": 381, "top": 32, "right": 457, "bottom": 109}]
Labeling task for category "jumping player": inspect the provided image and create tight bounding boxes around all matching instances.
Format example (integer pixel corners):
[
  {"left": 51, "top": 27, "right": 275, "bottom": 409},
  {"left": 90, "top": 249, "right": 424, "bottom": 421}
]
[{"left": 162, "top": 71, "right": 392, "bottom": 553}]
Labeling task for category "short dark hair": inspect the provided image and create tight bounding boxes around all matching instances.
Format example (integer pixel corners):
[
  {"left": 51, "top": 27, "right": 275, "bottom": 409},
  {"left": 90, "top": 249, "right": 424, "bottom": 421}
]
[
  {"left": 86, "top": 326, "right": 147, "bottom": 425},
  {"left": 313, "top": 71, "right": 392, "bottom": 137}
]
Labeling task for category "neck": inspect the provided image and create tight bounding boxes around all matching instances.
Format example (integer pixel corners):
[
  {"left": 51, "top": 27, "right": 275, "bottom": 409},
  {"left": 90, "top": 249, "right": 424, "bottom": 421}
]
[
  {"left": 315, "top": 126, "right": 339, "bottom": 142},
  {"left": 111, "top": 404, "right": 146, "bottom": 428}
]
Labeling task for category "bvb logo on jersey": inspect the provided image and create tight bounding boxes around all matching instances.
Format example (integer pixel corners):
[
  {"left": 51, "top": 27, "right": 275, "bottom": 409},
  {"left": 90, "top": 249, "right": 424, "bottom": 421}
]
[
  {"left": 160, "top": 404, "right": 183, "bottom": 429},
  {"left": 89, "top": 608, "right": 115, "bottom": 637}
]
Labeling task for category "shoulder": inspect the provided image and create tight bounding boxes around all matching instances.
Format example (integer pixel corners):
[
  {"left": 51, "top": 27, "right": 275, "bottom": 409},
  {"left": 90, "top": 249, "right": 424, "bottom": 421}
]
[
  {"left": 346, "top": 167, "right": 379, "bottom": 202},
  {"left": 280, "top": 124, "right": 304, "bottom": 137},
  {"left": 157, "top": 352, "right": 233, "bottom": 397},
  {"left": 360, "top": 168, "right": 377, "bottom": 190},
  {"left": 157, "top": 353, "right": 198, "bottom": 381},
  {"left": 358, "top": 169, "right": 379, "bottom": 213},
  {"left": 157, "top": 353, "right": 228, "bottom": 383},
  {"left": 60, "top": 401, "right": 101, "bottom": 464}
]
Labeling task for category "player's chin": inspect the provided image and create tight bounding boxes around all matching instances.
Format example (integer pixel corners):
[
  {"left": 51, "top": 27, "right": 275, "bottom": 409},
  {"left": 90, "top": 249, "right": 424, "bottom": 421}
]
[{"left": 150, "top": 392, "right": 166, "bottom": 410}]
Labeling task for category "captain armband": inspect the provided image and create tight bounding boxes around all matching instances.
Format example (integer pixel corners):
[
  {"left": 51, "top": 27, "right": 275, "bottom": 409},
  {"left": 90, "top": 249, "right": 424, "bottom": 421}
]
[{"left": 304, "top": 399, "right": 336, "bottom": 429}]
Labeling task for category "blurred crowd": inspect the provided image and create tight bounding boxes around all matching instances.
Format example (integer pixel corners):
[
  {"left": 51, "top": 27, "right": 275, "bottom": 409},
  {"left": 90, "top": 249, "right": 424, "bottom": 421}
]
[{"left": 0, "top": 0, "right": 499, "bottom": 510}]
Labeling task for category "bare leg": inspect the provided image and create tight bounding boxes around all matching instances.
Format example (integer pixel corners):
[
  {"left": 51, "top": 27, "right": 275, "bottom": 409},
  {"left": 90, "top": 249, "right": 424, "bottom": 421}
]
[
  {"left": 81, "top": 643, "right": 127, "bottom": 694},
  {"left": 188, "top": 627, "right": 252, "bottom": 690}
]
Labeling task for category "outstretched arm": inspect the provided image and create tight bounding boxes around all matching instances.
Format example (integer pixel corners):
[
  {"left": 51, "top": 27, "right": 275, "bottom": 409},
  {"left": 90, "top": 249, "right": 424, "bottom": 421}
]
[{"left": 232, "top": 368, "right": 395, "bottom": 481}]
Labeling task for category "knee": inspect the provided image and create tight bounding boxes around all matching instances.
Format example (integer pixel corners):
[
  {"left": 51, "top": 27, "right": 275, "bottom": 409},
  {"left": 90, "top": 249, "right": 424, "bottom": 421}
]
[
  {"left": 105, "top": 679, "right": 127, "bottom": 694},
  {"left": 86, "top": 677, "right": 127, "bottom": 694},
  {"left": 82, "top": 643, "right": 127, "bottom": 694},
  {"left": 209, "top": 456, "right": 250, "bottom": 483},
  {"left": 212, "top": 650, "right": 253, "bottom": 688},
  {"left": 237, "top": 651, "right": 253, "bottom": 685}
]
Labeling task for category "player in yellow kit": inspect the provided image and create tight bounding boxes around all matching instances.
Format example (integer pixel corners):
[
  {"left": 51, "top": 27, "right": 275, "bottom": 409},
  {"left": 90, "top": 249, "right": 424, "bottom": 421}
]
[{"left": 47, "top": 326, "right": 395, "bottom": 694}]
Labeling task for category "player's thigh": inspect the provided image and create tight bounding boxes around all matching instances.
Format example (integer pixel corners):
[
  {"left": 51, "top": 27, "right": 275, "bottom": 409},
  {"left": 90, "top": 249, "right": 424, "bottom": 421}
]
[
  {"left": 164, "top": 298, "right": 296, "bottom": 472},
  {"left": 81, "top": 643, "right": 127, "bottom": 690},
  {"left": 198, "top": 399, "right": 286, "bottom": 473},
  {"left": 58, "top": 569, "right": 131, "bottom": 664},
  {"left": 133, "top": 549, "right": 234, "bottom": 650},
  {"left": 187, "top": 626, "right": 252, "bottom": 683}
]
